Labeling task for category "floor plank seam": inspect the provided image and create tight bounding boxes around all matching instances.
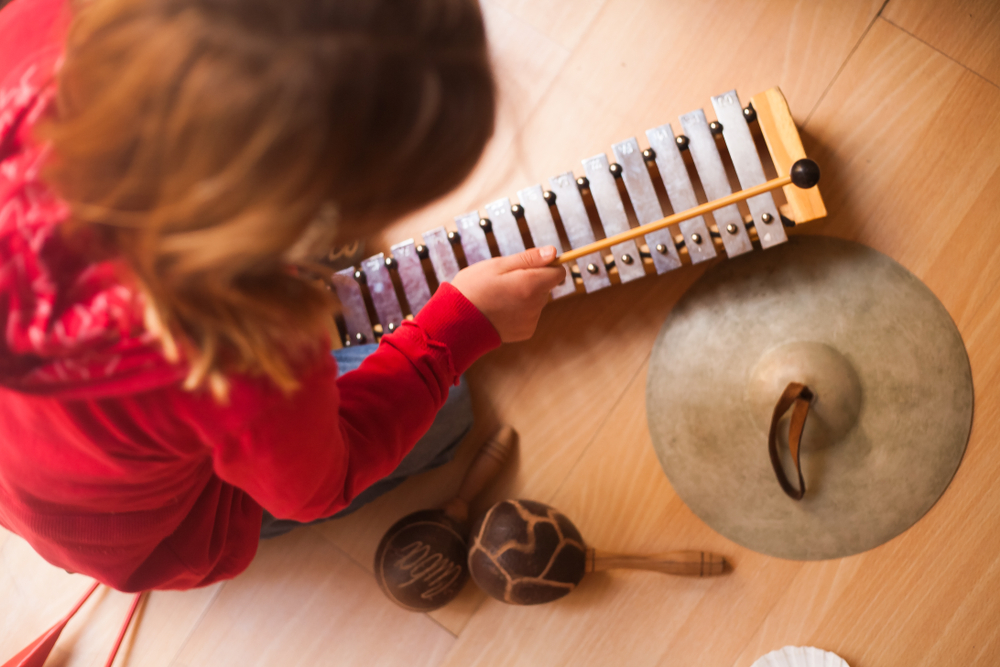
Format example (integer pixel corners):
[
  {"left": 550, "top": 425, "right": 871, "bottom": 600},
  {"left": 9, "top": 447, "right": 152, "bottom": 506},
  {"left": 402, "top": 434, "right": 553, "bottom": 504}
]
[
  {"left": 544, "top": 351, "right": 648, "bottom": 505},
  {"left": 469, "top": 2, "right": 571, "bottom": 207},
  {"left": 470, "top": 1, "right": 606, "bottom": 206},
  {"left": 878, "top": 17, "right": 1000, "bottom": 90},
  {"left": 432, "top": 595, "right": 496, "bottom": 667},
  {"left": 309, "top": 528, "right": 464, "bottom": 641},
  {"left": 308, "top": 526, "right": 465, "bottom": 640},
  {"left": 724, "top": 563, "right": 809, "bottom": 667},
  {"left": 424, "top": 611, "right": 460, "bottom": 640},
  {"left": 306, "top": 497, "right": 506, "bottom": 643},
  {"left": 804, "top": 0, "right": 891, "bottom": 126},
  {"left": 309, "top": 526, "right": 400, "bottom": 595},
  {"left": 164, "top": 581, "right": 227, "bottom": 667},
  {"left": 310, "top": 524, "right": 373, "bottom": 571}
]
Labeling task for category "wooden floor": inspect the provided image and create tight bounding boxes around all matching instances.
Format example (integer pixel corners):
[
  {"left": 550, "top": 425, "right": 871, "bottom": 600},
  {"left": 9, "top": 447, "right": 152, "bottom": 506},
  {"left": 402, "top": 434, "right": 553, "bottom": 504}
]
[{"left": 4, "top": 0, "right": 1000, "bottom": 665}]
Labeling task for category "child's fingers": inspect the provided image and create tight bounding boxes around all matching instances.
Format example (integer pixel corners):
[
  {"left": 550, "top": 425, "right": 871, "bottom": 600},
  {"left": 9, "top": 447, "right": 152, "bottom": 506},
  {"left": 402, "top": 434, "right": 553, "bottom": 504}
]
[
  {"left": 498, "top": 246, "right": 567, "bottom": 291},
  {"left": 530, "top": 264, "right": 570, "bottom": 290},
  {"left": 497, "top": 246, "right": 558, "bottom": 273}
]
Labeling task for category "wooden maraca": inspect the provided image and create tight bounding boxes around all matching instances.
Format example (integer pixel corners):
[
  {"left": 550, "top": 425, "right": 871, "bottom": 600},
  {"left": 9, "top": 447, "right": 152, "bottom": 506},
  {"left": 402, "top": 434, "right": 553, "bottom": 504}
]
[
  {"left": 468, "top": 499, "right": 730, "bottom": 605},
  {"left": 374, "top": 425, "right": 515, "bottom": 611}
]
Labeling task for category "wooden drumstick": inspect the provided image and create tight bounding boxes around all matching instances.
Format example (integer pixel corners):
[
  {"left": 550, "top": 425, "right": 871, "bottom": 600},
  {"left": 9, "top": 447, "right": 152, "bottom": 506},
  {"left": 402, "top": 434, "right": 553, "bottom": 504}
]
[
  {"left": 469, "top": 499, "right": 730, "bottom": 606},
  {"left": 374, "top": 425, "right": 516, "bottom": 612},
  {"left": 553, "top": 158, "right": 820, "bottom": 266}
]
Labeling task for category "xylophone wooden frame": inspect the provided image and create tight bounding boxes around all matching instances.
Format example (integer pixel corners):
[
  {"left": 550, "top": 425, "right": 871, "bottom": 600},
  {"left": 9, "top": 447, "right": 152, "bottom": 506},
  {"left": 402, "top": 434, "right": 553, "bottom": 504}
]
[{"left": 324, "top": 86, "right": 826, "bottom": 348}]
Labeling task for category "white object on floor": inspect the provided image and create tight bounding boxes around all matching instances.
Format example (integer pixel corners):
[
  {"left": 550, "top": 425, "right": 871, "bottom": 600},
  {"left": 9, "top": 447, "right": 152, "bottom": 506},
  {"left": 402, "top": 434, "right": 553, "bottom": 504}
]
[{"left": 751, "top": 646, "right": 849, "bottom": 667}]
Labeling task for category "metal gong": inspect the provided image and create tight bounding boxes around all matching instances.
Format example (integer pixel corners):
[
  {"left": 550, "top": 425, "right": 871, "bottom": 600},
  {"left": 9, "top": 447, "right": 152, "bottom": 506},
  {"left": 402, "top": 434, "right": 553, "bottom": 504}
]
[{"left": 647, "top": 235, "right": 973, "bottom": 560}]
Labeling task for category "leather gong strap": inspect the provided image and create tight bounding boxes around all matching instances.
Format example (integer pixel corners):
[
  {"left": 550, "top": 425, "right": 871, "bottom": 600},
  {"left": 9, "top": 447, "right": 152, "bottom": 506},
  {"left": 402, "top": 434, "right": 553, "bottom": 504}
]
[{"left": 768, "top": 382, "right": 814, "bottom": 500}]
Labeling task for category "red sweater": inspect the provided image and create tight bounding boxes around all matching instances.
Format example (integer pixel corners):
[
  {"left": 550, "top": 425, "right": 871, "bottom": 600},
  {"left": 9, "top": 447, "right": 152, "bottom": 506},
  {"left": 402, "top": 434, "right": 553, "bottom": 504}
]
[{"left": 0, "top": 0, "right": 500, "bottom": 592}]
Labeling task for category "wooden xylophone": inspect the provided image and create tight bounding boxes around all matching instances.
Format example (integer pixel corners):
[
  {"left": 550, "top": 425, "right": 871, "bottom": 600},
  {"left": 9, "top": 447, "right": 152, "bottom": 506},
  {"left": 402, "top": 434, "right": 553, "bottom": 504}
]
[{"left": 327, "top": 87, "right": 826, "bottom": 346}]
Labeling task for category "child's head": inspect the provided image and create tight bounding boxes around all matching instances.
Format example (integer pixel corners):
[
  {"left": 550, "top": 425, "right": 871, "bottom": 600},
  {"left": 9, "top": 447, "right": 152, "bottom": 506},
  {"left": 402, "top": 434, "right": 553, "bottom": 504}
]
[{"left": 44, "top": 0, "right": 496, "bottom": 393}]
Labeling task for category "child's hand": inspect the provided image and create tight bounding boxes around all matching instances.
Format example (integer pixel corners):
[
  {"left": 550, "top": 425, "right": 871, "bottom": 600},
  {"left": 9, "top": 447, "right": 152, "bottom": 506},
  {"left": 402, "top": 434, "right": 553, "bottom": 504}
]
[{"left": 451, "top": 246, "right": 568, "bottom": 342}]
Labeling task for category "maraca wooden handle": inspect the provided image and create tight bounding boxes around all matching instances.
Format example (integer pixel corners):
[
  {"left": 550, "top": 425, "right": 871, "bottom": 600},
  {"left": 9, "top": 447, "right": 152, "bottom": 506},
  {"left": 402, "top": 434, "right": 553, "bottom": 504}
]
[
  {"left": 586, "top": 548, "right": 729, "bottom": 577},
  {"left": 441, "top": 425, "right": 516, "bottom": 524}
]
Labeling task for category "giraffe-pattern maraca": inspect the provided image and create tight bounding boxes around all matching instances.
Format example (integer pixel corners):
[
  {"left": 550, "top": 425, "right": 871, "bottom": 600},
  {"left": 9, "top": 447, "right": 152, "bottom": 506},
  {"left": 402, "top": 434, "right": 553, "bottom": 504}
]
[{"left": 468, "top": 499, "right": 588, "bottom": 605}]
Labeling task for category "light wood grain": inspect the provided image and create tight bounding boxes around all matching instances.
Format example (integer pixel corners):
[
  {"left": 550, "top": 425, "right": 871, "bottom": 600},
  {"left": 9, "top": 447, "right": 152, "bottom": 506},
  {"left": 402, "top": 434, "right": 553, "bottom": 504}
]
[
  {"left": 381, "top": 0, "right": 881, "bottom": 257},
  {"left": 730, "top": 18, "right": 1000, "bottom": 667},
  {"left": 487, "top": 0, "right": 607, "bottom": 51},
  {"left": 45, "top": 588, "right": 221, "bottom": 667},
  {"left": 173, "top": 527, "right": 455, "bottom": 667},
  {"left": 806, "top": 20, "right": 1000, "bottom": 280},
  {"left": 312, "top": 421, "right": 497, "bottom": 635},
  {"left": 0, "top": 532, "right": 219, "bottom": 667},
  {"left": 0, "top": 533, "right": 96, "bottom": 663},
  {"left": 884, "top": 0, "right": 1000, "bottom": 86},
  {"left": 471, "top": 0, "right": 883, "bottom": 208},
  {"left": 368, "top": 0, "right": 574, "bottom": 255}
]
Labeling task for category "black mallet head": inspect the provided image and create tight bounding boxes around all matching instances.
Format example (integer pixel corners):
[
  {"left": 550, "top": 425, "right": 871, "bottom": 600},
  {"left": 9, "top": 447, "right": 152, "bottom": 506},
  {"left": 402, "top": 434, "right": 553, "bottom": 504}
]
[{"left": 790, "top": 158, "right": 821, "bottom": 189}]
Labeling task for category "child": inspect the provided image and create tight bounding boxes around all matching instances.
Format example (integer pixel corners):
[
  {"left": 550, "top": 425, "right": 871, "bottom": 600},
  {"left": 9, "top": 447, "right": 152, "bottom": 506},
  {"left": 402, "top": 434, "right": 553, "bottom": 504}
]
[{"left": 0, "top": 0, "right": 565, "bottom": 592}]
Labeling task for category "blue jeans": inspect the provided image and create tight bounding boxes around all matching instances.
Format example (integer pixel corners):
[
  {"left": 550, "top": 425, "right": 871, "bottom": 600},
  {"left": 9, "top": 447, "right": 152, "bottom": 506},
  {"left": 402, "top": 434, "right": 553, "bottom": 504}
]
[{"left": 260, "top": 343, "right": 473, "bottom": 539}]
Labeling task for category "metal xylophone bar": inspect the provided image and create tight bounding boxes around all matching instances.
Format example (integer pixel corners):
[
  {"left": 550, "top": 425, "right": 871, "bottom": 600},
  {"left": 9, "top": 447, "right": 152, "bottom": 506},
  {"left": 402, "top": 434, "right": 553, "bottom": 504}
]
[{"left": 329, "top": 88, "right": 824, "bottom": 347}]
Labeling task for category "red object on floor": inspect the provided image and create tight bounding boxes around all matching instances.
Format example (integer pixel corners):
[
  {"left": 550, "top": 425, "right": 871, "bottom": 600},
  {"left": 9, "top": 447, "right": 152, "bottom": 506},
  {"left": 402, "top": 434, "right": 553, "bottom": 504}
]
[
  {"left": 2, "top": 581, "right": 99, "bottom": 667},
  {"left": 1, "top": 582, "right": 145, "bottom": 667},
  {"left": 103, "top": 592, "right": 144, "bottom": 667}
]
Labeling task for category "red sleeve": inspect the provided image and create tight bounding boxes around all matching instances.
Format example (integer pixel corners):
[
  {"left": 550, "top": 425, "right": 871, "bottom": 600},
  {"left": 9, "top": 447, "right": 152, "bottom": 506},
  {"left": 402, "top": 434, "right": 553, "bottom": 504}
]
[{"left": 207, "top": 283, "right": 501, "bottom": 521}]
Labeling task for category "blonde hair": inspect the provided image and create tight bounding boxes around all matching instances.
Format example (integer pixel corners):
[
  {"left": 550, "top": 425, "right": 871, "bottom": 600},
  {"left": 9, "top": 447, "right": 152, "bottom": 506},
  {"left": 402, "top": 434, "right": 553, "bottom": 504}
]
[{"left": 43, "top": 0, "right": 495, "bottom": 395}]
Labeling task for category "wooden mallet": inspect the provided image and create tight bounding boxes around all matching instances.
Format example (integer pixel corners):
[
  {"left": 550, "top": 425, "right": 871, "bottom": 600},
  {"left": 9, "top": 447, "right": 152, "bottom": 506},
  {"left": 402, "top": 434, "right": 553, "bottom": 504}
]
[
  {"left": 551, "top": 158, "right": 821, "bottom": 266},
  {"left": 468, "top": 499, "right": 730, "bottom": 605},
  {"left": 374, "top": 425, "right": 515, "bottom": 611}
]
